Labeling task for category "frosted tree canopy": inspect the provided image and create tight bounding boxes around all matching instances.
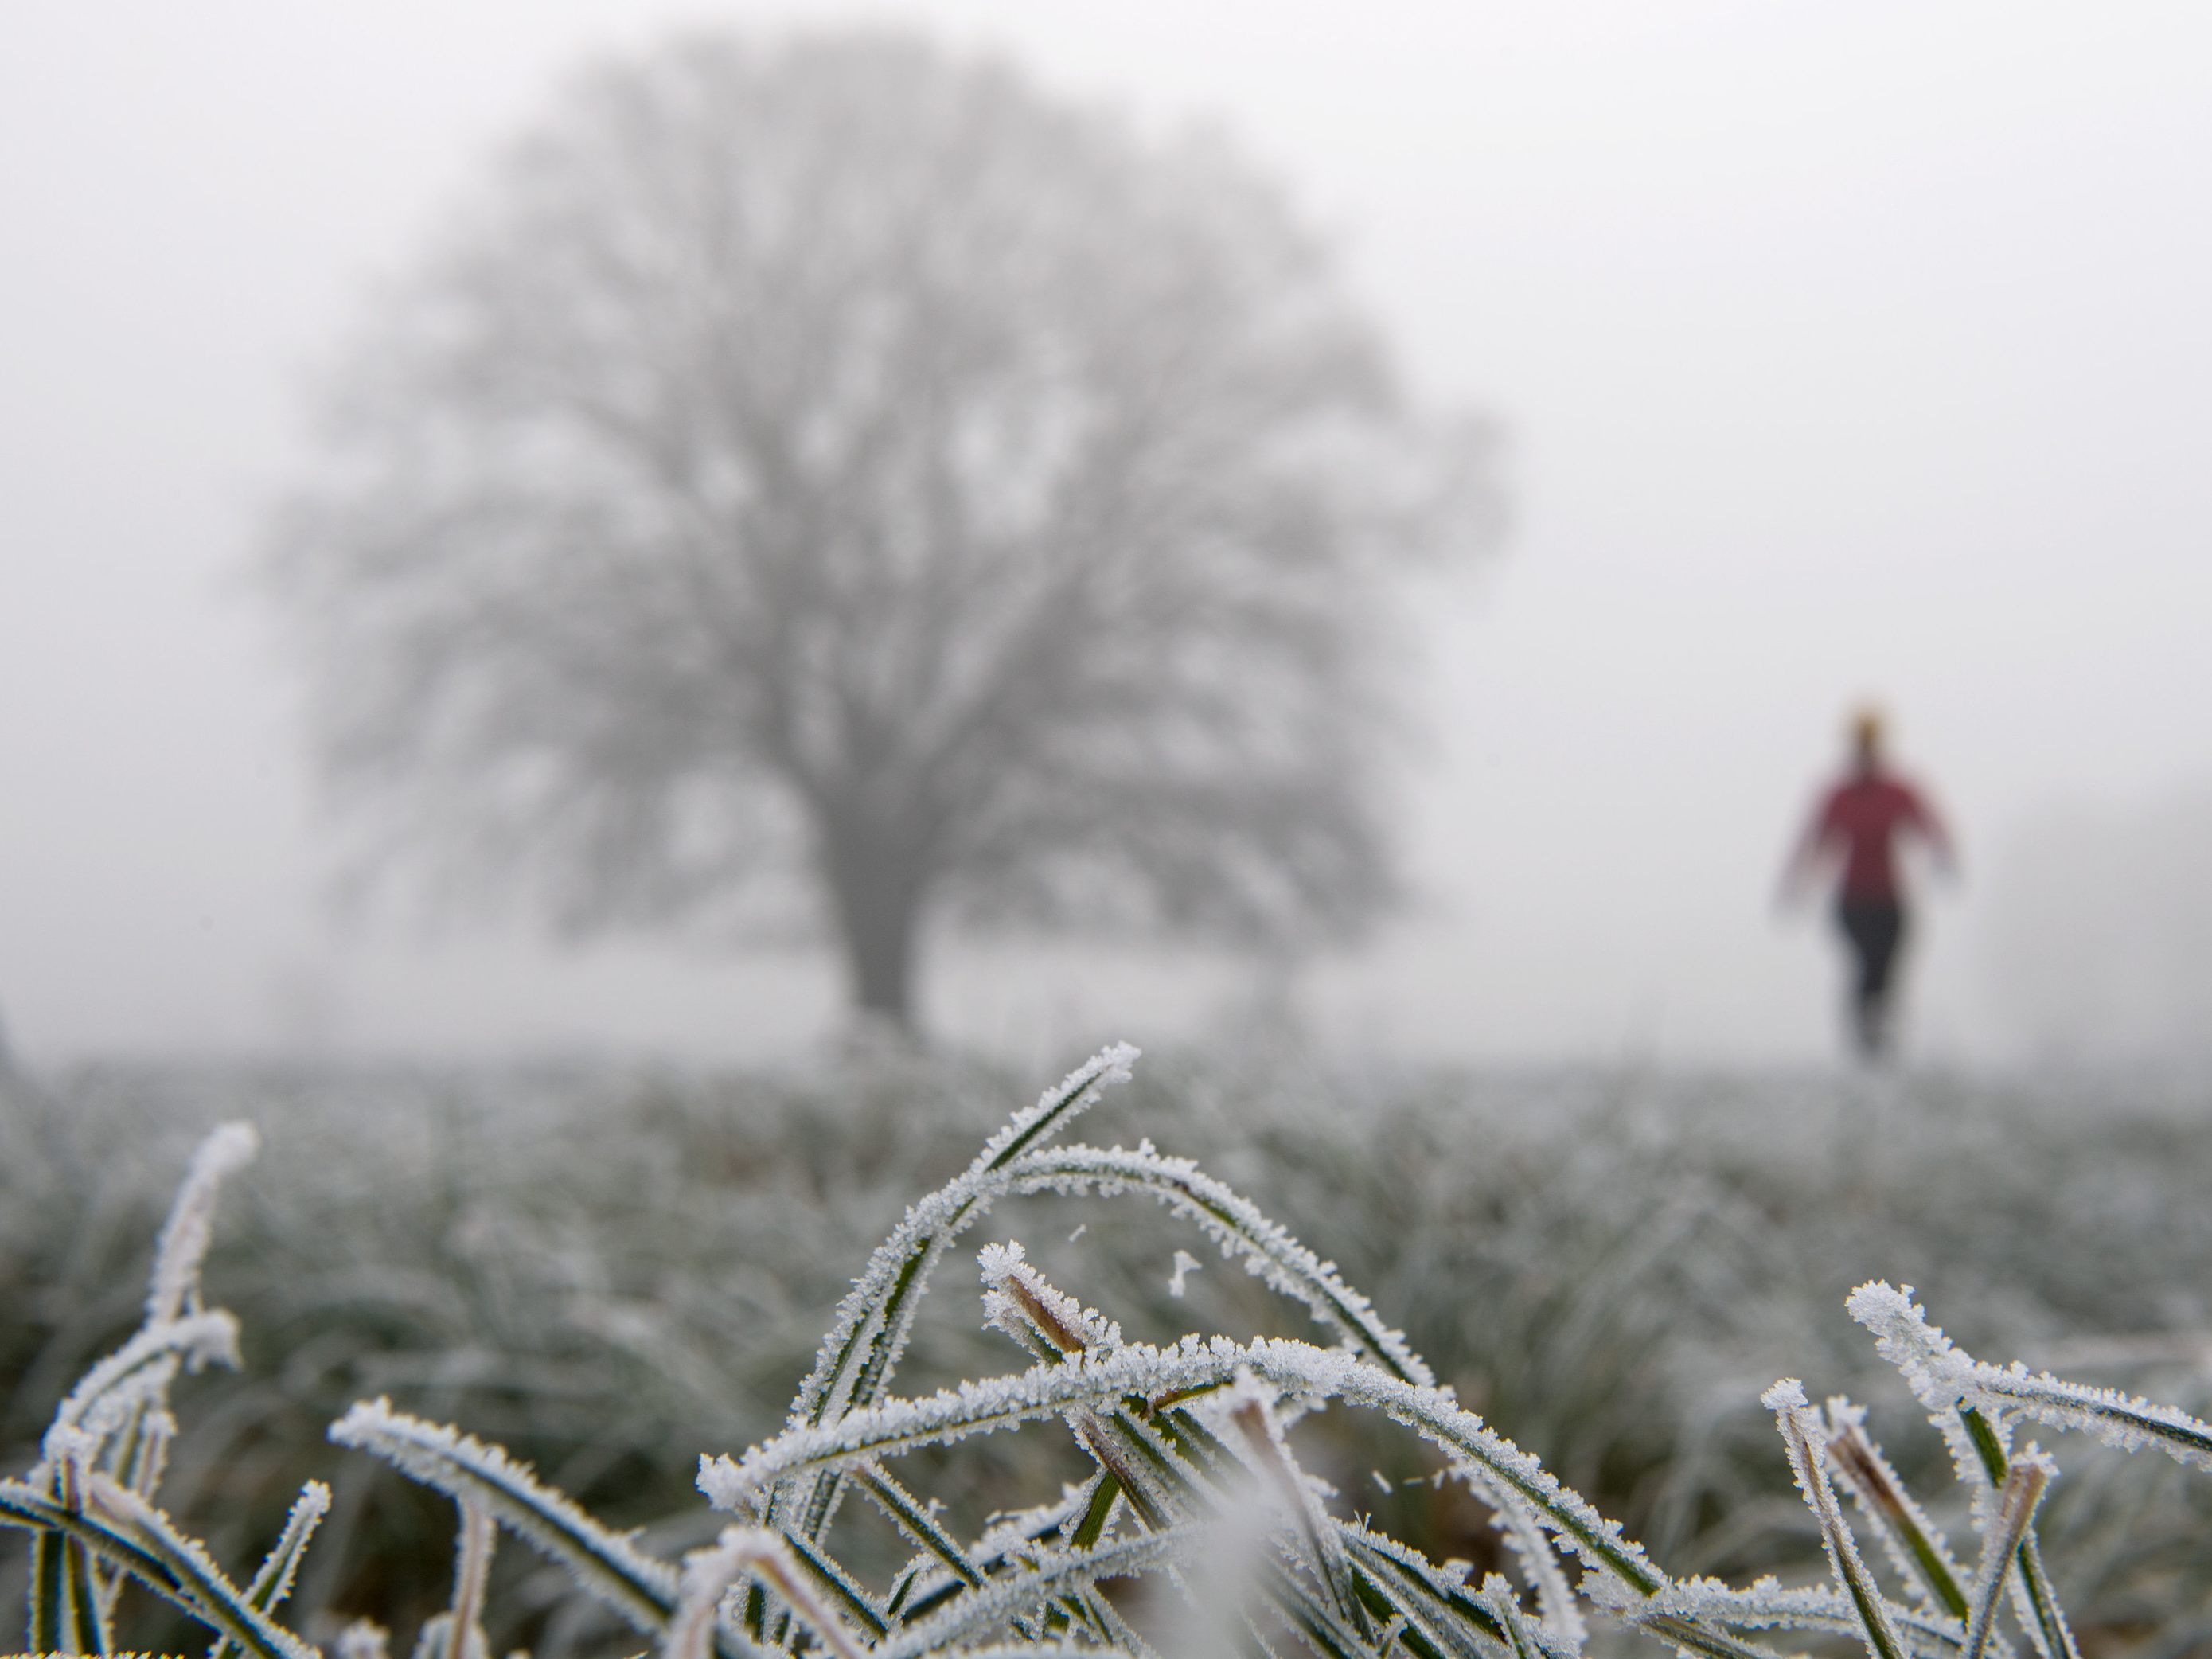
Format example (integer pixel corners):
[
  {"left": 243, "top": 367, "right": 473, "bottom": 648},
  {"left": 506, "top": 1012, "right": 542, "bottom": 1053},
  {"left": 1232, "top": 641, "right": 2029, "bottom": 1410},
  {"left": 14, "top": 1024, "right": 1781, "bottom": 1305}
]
[{"left": 264, "top": 30, "right": 1492, "bottom": 1027}]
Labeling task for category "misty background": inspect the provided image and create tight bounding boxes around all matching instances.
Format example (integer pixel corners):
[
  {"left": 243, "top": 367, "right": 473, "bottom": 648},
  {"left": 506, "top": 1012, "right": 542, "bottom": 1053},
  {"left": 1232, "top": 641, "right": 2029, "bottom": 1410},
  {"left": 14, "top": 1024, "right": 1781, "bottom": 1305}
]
[{"left": 5, "top": 1, "right": 2211, "bottom": 1068}]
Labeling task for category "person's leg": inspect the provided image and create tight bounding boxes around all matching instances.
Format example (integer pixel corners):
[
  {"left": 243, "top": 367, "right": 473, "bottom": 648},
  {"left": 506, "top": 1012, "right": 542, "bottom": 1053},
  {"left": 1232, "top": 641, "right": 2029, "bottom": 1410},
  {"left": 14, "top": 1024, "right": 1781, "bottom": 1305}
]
[
  {"left": 1836, "top": 900, "right": 1876, "bottom": 1056},
  {"left": 1837, "top": 900, "right": 1905, "bottom": 1058},
  {"left": 1857, "top": 903, "right": 1907, "bottom": 1056}
]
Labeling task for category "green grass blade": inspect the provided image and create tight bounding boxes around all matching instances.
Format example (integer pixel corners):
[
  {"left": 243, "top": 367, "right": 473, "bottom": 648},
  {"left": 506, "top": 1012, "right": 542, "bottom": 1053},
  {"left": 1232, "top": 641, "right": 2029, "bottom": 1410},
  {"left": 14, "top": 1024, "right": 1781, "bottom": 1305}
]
[
  {"left": 330, "top": 1399, "right": 761, "bottom": 1659},
  {"left": 61, "top": 1476, "right": 316, "bottom": 1659},
  {"left": 878, "top": 1528, "right": 1192, "bottom": 1659},
  {"left": 759, "top": 1047, "right": 1140, "bottom": 1567},
  {"left": 1949, "top": 1409, "right": 2078, "bottom": 1659},
  {"left": 209, "top": 1481, "right": 331, "bottom": 1659},
  {"left": 707, "top": 1333, "right": 1664, "bottom": 1601},
  {"left": 1765, "top": 1381, "right": 1908, "bottom": 1659},
  {"left": 1009, "top": 1143, "right": 1434, "bottom": 1386},
  {"left": 1824, "top": 1408, "right": 1970, "bottom": 1622},
  {"left": 856, "top": 1466, "right": 984, "bottom": 1592},
  {"left": 1962, "top": 1455, "right": 2051, "bottom": 1659}
]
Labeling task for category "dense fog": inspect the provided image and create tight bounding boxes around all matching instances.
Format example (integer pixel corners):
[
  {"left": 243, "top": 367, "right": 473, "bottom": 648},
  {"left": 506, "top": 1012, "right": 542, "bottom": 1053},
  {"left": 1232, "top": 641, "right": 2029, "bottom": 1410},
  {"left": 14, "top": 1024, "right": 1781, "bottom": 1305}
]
[{"left": 4, "top": 1, "right": 2210, "bottom": 1067}]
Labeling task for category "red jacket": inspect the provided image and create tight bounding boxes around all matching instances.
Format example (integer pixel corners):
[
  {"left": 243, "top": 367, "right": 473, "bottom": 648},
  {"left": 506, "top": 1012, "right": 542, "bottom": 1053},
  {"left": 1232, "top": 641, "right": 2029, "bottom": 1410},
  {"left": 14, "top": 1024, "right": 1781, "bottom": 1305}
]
[{"left": 1805, "top": 771, "right": 1952, "bottom": 903}]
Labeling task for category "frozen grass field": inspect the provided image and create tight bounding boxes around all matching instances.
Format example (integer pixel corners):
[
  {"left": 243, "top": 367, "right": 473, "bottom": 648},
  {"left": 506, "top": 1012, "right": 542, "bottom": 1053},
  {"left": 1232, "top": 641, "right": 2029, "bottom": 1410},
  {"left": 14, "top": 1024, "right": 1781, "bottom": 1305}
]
[{"left": 5, "top": 1047, "right": 2211, "bottom": 1656}]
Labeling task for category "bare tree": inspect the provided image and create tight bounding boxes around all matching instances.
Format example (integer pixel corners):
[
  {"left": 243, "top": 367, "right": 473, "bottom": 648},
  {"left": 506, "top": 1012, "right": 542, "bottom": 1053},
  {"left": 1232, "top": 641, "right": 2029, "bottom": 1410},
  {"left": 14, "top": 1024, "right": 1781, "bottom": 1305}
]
[{"left": 267, "top": 31, "right": 1490, "bottom": 1030}]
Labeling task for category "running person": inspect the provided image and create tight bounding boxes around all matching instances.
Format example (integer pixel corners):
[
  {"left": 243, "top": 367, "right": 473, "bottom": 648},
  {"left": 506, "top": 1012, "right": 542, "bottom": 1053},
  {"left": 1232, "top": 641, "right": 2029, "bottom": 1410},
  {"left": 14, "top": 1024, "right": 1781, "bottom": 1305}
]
[{"left": 1781, "top": 709, "right": 1956, "bottom": 1058}]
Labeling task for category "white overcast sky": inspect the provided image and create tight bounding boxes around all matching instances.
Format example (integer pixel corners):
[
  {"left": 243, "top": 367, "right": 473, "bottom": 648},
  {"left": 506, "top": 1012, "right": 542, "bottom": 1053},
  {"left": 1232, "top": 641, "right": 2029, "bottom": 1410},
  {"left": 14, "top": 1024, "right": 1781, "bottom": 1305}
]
[{"left": 3, "top": 2, "right": 2210, "bottom": 1067}]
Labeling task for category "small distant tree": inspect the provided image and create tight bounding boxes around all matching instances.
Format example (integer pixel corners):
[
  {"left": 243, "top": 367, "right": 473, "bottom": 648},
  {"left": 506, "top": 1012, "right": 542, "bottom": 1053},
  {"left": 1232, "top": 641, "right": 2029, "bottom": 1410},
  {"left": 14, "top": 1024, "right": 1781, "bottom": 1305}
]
[{"left": 267, "top": 31, "right": 1491, "bottom": 1030}]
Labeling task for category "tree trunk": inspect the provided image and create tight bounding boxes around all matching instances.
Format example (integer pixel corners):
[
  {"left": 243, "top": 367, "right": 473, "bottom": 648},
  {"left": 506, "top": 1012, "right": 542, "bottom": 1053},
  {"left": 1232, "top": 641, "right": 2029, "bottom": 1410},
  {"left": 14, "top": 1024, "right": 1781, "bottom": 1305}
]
[{"left": 821, "top": 816, "right": 927, "bottom": 1031}]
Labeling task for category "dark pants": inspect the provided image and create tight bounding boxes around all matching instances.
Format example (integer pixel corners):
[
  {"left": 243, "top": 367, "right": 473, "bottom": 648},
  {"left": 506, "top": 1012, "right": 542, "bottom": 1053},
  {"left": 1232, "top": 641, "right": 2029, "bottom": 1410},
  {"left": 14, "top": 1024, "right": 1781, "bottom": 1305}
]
[{"left": 1835, "top": 896, "right": 1907, "bottom": 1057}]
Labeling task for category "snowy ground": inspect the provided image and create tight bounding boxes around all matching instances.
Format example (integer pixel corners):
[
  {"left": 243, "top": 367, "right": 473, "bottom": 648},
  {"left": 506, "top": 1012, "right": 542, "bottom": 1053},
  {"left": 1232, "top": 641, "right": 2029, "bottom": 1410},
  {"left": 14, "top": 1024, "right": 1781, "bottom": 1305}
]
[{"left": 5, "top": 1048, "right": 2210, "bottom": 1654}]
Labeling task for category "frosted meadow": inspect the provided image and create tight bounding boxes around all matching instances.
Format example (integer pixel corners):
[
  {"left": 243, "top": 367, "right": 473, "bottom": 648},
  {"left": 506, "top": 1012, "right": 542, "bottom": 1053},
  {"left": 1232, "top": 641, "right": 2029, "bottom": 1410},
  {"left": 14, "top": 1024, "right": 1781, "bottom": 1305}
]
[
  {"left": 14, "top": 6, "right": 2212, "bottom": 1656},
  {"left": 6, "top": 1046, "right": 2212, "bottom": 1657}
]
